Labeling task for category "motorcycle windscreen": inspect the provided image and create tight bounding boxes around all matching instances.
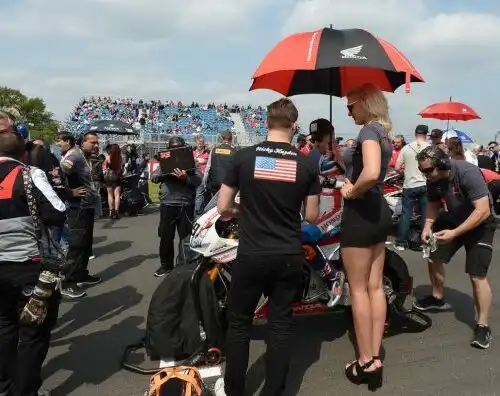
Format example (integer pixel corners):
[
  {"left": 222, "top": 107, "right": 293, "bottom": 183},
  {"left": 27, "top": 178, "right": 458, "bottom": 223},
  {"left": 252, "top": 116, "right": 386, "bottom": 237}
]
[
  {"left": 204, "top": 192, "right": 219, "bottom": 214},
  {"left": 202, "top": 192, "right": 240, "bottom": 215}
]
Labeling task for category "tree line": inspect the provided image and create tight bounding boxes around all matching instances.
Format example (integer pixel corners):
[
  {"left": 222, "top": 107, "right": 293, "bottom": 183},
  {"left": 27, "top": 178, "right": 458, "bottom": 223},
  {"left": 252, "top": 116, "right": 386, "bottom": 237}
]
[{"left": 0, "top": 86, "right": 59, "bottom": 142}]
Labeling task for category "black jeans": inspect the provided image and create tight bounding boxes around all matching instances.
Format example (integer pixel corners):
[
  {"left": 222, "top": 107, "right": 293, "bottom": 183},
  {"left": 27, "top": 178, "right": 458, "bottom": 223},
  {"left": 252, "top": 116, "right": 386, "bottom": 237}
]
[
  {"left": 158, "top": 204, "right": 194, "bottom": 270},
  {"left": 0, "top": 262, "right": 60, "bottom": 396},
  {"left": 64, "top": 207, "right": 95, "bottom": 285},
  {"left": 224, "top": 254, "right": 303, "bottom": 396}
]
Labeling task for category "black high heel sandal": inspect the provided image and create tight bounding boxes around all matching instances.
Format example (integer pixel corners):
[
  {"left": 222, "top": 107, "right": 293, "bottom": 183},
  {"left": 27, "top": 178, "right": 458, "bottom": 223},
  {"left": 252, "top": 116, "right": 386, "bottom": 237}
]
[{"left": 345, "top": 357, "right": 383, "bottom": 391}]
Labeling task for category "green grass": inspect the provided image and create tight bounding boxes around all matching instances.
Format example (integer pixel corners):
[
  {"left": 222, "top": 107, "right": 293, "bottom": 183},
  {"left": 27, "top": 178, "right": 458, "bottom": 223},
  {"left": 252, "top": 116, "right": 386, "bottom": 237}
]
[{"left": 148, "top": 181, "right": 160, "bottom": 203}]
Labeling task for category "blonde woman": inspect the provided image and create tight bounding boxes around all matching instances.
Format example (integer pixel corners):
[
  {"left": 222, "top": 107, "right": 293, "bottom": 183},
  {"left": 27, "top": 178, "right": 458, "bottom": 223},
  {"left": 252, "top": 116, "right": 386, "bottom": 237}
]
[{"left": 340, "top": 84, "right": 393, "bottom": 390}]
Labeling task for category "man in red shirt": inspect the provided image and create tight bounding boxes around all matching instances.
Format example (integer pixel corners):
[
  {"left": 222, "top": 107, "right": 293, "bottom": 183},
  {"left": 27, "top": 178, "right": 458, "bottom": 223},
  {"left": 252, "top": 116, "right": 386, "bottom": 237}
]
[
  {"left": 295, "top": 134, "right": 312, "bottom": 155},
  {"left": 388, "top": 134, "right": 406, "bottom": 167}
]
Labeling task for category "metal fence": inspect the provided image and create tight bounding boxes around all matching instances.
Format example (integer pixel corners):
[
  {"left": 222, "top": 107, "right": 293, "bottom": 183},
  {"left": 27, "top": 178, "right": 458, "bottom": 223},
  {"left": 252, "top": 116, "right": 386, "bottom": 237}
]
[{"left": 104, "top": 132, "right": 239, "bottom": 155}]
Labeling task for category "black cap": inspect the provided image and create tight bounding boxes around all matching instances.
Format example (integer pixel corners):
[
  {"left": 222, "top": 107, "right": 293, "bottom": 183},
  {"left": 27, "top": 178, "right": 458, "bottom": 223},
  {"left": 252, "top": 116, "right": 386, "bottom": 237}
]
[
  {"left": 168, "top": 136, "right": 186, "bottom": 148},
  {"left": 309, "top": 118, "right": 333, "bottom": 134},
  {"left": 430, "top": 128, "right": 443, "bottom": 138},
  {"left": 415, "top": 124, "right": 429, "bottom": 135}
]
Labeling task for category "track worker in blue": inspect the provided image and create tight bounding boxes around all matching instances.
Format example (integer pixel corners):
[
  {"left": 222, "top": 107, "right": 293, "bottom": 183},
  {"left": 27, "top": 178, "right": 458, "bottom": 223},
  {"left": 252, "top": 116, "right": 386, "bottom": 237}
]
[
  {"left": 414, "top": 146, "right": 495, "bottom": 349},
  {"left": 214, "top": 98, "right": 320, "bottom": 396},
  {"left": 0, "top": 131, "right": 66, "bottom": 396}
]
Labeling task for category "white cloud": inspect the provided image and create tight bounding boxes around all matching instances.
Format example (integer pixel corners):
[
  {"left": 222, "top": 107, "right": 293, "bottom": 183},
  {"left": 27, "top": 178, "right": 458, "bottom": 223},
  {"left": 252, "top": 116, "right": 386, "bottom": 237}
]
[
  {"left": 273, "top": 0, "right": 500, "bottom": 140},
  {"left": 0, "top": 0, "right": 265, "bottom": 42}
]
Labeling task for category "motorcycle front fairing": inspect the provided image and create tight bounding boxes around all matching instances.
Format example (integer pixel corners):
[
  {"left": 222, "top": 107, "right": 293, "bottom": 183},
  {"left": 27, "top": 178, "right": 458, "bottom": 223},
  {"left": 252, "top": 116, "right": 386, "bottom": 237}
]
[{"left": 190, "top": 192, "right": 240, "bottom": 263}]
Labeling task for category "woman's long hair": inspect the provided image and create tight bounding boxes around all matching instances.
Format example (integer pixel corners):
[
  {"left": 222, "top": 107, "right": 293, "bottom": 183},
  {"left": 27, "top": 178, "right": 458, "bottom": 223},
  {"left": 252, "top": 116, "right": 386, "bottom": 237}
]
[
  {"left": 108, "top": 144, "right": 122, "bottom": 172},
  {"left": 347, "top": 83, "right": 392, "bottom": 135}
]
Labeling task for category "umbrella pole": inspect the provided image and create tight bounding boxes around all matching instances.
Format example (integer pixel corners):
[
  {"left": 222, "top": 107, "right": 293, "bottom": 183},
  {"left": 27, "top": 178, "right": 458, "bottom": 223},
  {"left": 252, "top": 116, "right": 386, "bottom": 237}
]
[
  {"left": 329, "top": 95, "right": 332, "bottom": 123},
  {"left": 329, "top": 23, "right": 333, "bottom": 124}
]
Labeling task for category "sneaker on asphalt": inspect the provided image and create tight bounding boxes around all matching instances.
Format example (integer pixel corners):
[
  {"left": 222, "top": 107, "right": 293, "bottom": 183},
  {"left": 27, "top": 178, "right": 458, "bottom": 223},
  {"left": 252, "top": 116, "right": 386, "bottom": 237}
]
[
  {"left": 214, "top": 378, "right": 227, "bottom": 396},
  {"left": 153, "top": 267, "right": 171, "bottom": 278},
  {"left": 413, "top": 295, "right": 450, "bottom": 311},
  {"left": 76, "top": 274, "right": 101, "bottom": 287},
  {"left": 471, "top": 324, "right": 492, "bottom": 349},
  {"left": 61, "top": 286, "right": 87, "bottom": 299},
  {"left": 38, "top": 388, "right": 51, "bottom": 396},
  {"left": 89, "top": 255, "right": 96, "bottom": 260},
  {"left": 393, "top": 243, "right": 406, "bottom": 251}
]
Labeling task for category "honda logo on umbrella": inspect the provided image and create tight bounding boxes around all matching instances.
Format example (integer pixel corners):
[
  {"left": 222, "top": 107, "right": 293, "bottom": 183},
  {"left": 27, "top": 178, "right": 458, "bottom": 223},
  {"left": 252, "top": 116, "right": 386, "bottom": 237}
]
[{"left": 340, "top": 45, "right": 367, "bottom": 60}]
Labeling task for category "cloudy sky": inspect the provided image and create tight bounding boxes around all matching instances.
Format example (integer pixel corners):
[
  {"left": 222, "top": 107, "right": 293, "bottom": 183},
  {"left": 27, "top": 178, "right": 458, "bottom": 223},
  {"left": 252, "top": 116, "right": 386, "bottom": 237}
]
[{"left": 2, "top": 0, "right": 499, "bottom": 141}]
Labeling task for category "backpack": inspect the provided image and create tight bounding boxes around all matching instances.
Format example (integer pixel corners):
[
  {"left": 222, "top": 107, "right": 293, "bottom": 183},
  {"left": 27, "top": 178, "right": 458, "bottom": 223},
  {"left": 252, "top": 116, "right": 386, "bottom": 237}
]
[{"left": 147, "top": 366, "right": 211, "bottom": 396}]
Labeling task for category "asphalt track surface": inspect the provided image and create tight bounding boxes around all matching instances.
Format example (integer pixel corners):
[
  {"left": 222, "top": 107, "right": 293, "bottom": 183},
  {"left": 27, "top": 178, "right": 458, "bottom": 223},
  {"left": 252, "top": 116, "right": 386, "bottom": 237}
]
[{"left": 42, "top": 207, "right": 500, "bottom": 396}]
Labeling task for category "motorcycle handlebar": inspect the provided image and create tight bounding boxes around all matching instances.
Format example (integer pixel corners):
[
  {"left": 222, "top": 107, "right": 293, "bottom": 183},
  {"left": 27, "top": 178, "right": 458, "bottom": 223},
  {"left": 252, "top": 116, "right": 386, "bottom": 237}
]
[{"left": 321, "top": 177, "right": 344, "bottom": 189}]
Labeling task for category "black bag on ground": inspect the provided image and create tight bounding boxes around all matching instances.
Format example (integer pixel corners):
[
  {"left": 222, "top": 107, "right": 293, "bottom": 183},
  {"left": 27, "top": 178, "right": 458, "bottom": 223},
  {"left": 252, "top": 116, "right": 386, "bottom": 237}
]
[
  {"left": 121, "top": 262, "right": 224, "bottom": 374},
  {"left": 145, "top": 262, "right": 224, "bottom": 362},
  {"left": 121, "top": 188, "right": 145, "bottom": 215}
]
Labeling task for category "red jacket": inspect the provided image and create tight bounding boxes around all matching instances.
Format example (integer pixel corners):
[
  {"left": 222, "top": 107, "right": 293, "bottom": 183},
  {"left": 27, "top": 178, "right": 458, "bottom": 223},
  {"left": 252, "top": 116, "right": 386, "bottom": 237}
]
[{"left": 193, "top": 149, "right": 209, "bottom": 175}]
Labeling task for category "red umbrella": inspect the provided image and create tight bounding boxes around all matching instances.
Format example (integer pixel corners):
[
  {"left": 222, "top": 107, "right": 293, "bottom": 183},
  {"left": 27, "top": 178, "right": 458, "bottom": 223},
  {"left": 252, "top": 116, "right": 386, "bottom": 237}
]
[
  {"left": 250, "top": 27, "right": 424, "bottom": 97},
  {"left": 418, "top": 100, "right": 481, "bottom": 121}
]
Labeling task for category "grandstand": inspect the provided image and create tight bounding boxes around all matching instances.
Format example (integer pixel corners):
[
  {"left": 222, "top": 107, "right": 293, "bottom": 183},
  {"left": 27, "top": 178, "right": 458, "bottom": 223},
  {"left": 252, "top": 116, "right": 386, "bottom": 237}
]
[{"left": 65, "top": 97, "right": 267, "bottom": 153}]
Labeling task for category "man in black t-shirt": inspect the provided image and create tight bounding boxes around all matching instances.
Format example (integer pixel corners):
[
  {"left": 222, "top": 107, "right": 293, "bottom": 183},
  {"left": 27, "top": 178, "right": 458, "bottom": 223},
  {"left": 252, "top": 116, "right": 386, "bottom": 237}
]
[
  {"left": 214, "top": 98, "right": 320, "bottom": 396},
  {"left": 413, "top": 146, "right": 494, "bottom": 349}
]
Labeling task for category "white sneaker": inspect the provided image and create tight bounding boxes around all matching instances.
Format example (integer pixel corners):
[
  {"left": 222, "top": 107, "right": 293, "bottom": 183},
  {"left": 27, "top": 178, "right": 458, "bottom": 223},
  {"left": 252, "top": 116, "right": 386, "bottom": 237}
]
[
  {"left": 89, "top": 255, "right": 96, "bottom": 260},
  {"left": 38, "top": 389, "right": 51, "bottom": 396},
  {"left": 214, "top": 378, "right": 227, "bottom": 396}
]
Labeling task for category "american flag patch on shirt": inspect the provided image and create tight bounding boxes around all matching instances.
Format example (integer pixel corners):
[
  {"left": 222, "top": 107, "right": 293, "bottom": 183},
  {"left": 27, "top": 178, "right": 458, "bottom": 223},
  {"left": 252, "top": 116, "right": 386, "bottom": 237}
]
[{"left": 254, "top": 156, "right": 297, "bottom": 183}]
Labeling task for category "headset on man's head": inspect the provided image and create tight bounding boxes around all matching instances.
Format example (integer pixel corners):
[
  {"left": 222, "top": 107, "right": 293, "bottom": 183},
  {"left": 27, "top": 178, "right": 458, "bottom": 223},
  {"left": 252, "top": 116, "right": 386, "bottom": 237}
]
[
  {"left": 14, "top": 123, "right": 29, "bottom": 139},
  {"left": 417, "top": 145, "right": 451, "bottom": 171},
  {"left": 0, "top": 108, "right": 29, "bottom": 139}
]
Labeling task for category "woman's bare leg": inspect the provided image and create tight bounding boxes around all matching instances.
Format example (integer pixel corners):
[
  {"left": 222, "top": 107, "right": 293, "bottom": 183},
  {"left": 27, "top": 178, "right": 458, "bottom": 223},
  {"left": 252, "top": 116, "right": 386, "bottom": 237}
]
[
  {"left": 368, "top": 243, "right": 386, "bottom": 367},
  {"left": 342, "top": 246, "right": 374, "bottom": 366},
  {"left": 106, "top": 187, "right": 114, "bottom": 215},
  {"left": 114, "top": 186, "right": 121, "bottom": 212}
]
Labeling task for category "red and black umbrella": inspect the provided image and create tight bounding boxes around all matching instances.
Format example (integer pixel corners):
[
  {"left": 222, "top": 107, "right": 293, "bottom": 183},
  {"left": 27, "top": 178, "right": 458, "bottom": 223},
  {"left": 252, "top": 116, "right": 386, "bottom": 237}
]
[
  {"left": 418, "top": 100, "right": 481, "bottom": 121},
  {"left": 250, "top": 27, "right": 424, "bottom": 97}
]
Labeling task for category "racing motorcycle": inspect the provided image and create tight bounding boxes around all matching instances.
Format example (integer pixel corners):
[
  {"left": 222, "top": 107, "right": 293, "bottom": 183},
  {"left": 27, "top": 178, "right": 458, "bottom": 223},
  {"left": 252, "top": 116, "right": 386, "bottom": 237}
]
[
  {"left": 189, "top": 182, "right": 432, "bottom": 335},
  {"left": 383, "top": 168, "right": 404, "bottom": 222}
]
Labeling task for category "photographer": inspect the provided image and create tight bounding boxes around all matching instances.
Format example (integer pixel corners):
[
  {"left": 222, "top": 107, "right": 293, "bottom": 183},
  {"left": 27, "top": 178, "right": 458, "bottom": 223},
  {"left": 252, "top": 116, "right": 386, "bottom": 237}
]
[
  {"left": 151, "top": 136, "right": 202, "bottom": 277},
  {"left": 414, "top": 146, "right": 494, "bottom": 349},
  {"left": 0, "top": 132, "right": 66, "bottom": 396}
]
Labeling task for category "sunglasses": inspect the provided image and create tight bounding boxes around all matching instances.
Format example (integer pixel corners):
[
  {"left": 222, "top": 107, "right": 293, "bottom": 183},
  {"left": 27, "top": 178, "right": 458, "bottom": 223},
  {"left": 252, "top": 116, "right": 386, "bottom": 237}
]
[
  {"left": 489, "top": 146, "right": 496, "bottom": 150},
  {"left": 418, "top": 166, "right": 435, "bottom": 175},
  {"left": 347, "top": 101, "right": 358, "bottom": 113}
]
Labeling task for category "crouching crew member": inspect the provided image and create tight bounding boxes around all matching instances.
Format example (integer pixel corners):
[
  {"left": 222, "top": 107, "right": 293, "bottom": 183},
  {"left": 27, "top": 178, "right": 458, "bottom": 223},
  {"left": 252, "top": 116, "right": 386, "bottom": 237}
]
[{"left": 414, "top": 146, "right": 495, "bottom": 349}]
